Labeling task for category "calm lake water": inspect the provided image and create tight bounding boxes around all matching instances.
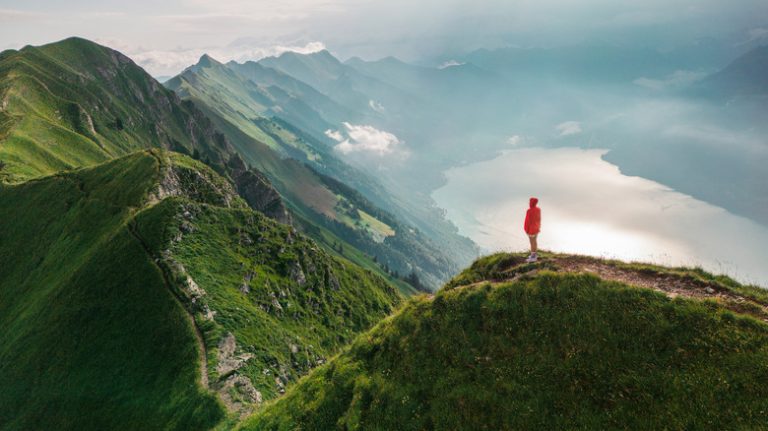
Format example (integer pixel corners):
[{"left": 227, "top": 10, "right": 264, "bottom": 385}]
[{"left": 432, "top": 147, "right": 768, "bottom": 287}]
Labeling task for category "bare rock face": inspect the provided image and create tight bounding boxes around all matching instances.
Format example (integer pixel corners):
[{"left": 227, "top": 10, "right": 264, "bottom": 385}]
[
  {"left": 227, "top": 154, "right": 291, "bottom": 224},
  {"left": 214, "top": 332, "right": 260, "bottom": 417},
  {"left": 148, "top": 166, "right": 182, "bottom": 205},
  {"left": 326, "top": 267, "right": 341, "bottom": 291},
  {"left": 146, "top": 158, "right": 240, "bottom": 208},
  {"left": 289, "top": 261, "right": 307, "bottom": 286},
  {"left": 216, "top": 332, "right": 254, "bottom": 376},
  {"left": 240, "top": 271, "right": 254, "bottom": 294},
  {"left": 217, "top": 374, "right": 262, "bottom": 418}
]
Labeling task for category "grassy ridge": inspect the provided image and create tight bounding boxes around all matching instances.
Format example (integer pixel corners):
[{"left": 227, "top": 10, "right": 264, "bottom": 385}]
[
  {"left": 133, "top": 192, "right": 403, "bottom": 404},
  {"left": 0, "top": 36, "right": 414, "bottom": 293},
  {"left": 447, "top": 251, "right": 768, "bottom": 303},
  {"left": 0, "top": 152, "right": 224, "bottom": 430},
  {"left": 0, "top": 150, "right": 405, "bottom": 429},
  {"left": 242, "top": 271, "right": 768, "bottom": 430},
  {"left": 0, "top": 37, "right": 230, "bottom": 183}
]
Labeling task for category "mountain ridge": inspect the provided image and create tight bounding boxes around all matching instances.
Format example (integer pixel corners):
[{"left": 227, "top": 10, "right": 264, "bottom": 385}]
[
  {"left": 241, "top": 252, "right": 768, "bottom": 430},
  {"left": 0, "top": 149, "right": 404, "bottom": 429},
  {"left": 0, "top": 37, "right": 232, "bottom": 182},
  {"left": 166, "top": 50, "right": 475, "bottom": 289}
]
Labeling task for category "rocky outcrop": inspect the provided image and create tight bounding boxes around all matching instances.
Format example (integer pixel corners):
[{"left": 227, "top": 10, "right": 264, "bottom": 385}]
[
  {"left": 218, "top": 374, "right": 262, "bottom": 418},
  {"left": 216, "top": 332, "right": 254, "bottom": 376},
  {"left": 214, "top": 332, "right": 261, "bottom": 417},
  {"left": 289, "top": 261, "right": 307, "bottom": 286},
  {"left": 227, "top": 154, "right": 291, "bottom": 224},
  {"left": 146, "top": 153, "right": 241, "bottom": 208}
]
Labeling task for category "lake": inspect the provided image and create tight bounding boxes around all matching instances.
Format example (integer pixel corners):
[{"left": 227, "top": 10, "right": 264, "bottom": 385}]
[{"left": 432, "top": 147, "right": 768, "bottom": 287}]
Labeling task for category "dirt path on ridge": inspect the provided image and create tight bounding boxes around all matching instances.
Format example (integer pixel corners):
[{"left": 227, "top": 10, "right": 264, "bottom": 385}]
[{"left": 458, "top": 254, "right": 768, "bottom": 323}]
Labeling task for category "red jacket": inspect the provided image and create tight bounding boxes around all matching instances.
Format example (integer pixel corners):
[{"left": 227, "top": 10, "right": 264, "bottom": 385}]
[{"left": 524, "top": 197, "right": 541, "bottom": 235}]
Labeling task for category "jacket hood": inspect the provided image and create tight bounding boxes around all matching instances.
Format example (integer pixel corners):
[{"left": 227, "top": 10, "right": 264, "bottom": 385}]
[{"left": 529, "top": 197, "right": 538, "bottom": 208}]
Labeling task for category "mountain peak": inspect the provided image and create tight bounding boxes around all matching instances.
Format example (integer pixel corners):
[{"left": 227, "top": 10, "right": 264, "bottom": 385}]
[
  {"left": 275, "top": 48, "right": 340, "bottom": 64},
  {"left": 25, "top": 36, "right": 108, "bottom": 58},
  {"left": 44, "top": 36, "right": 99, "bottom": 49},
  {"left": 196, "top": 53, "right": 222, "bottom": 68}
]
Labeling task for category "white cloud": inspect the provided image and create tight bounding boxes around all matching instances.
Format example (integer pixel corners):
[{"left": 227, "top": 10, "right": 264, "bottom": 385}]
[
  {"left": 633, "top": 70, "right": 706, "bottom": 91},
  {"left": 368, "top": 99, "right": 385, "bottom": 114},
  {"left": 438, "top": 60, "right": 465, "bottom": 69},
  {"left": 115, "top": 40, "right": 326, "bottom": 77},
  {"left": 556, "top": 121, "right": 582, "bottom": 137},
  {"left": 2, "top": 0, "right": 768, "bottom": 77},
  {"left": 330, "top": 122, "right": 404, "bottom": 156},
  {"left": 507, "top": 135, "right": 523, "bottom": 146},
  {"left": 324, "top": 129, "right": 344, "bottom": 142}
]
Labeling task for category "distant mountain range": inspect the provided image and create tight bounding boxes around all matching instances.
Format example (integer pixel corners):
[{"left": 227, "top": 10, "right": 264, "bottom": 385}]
[
  {"left": 166, "top": 50, "right": 478, "bottom": 288},
  {"left": 0, "top": 37, "right": 476, "bottom": 291}
]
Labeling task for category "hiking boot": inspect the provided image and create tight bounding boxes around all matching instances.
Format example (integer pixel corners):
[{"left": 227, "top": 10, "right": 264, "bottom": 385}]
[{"left": 525, "top": 253, "right": 538, "bottom": 263}]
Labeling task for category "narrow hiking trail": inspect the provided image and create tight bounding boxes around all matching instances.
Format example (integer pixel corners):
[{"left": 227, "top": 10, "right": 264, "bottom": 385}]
[
  {"left": 452, "top": 254, "right": 768, "bottom": 323},
  {"left": 127, "top": 218, "right": 210, "bottom": 389}
]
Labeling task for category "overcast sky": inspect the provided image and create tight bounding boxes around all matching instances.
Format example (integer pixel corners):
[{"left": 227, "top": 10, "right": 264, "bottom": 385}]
[{"left": 1, "top": 0, "right": 766, "bottom": 76}]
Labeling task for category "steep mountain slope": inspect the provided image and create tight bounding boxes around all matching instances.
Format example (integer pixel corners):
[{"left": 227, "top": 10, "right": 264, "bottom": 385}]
[
  {"left": 256, "top": 50, "right": 430, "bottom": 135},
  {"left": 226, "top": 59, "right": 357, "bottom": 140},
  {"left": 257, "top": 51, "right": 388, "bottom": 112},
  {"left": 166, "top": 55, "right": 336, "bottom": 156},
  {"left": 0, "top": 37, "right": 230, "bottom": 183},
  {"left": 242, "top": 253, "right": 768, "bottom": 430},
  {"left": 0, "top": 150, "right": 403, "bottom": 430},
  {"left": 166, "top": 55, "right": 474, "bottom": 289},
  {"left": 0, "top": 37, "right": 419, "bottom": 290}
]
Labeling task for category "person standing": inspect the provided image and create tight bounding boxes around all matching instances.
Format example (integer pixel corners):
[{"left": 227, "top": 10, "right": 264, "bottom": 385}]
[{"left": 524, "top": 197, "right": 541, "bottom": 262}]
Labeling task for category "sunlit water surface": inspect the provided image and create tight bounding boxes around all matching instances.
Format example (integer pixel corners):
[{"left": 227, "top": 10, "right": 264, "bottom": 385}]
[{"left": 432, "top": 147, "right": 768, "bottom": 287}]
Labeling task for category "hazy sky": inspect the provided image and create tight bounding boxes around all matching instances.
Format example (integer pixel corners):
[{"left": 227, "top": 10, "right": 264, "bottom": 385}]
[{"left": 1, "top": 0, "right": 766, "bottom": 75}]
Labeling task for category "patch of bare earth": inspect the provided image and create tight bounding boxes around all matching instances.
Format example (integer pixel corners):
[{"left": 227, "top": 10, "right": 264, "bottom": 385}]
[
  {"left": 467, "top": 255, "right": 768, "bottom": 322},
  {"left": 551, "top": 256, "right": 768, "bottom": 321}
]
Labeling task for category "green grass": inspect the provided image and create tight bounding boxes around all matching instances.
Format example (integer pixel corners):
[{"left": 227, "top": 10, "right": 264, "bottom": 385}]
[
  {"left": 0, "top": 151, "right": 224, "bottom": 430},
  {"left": 356, "top": 209, "right": 395, "bottom": 239},
  {"left": 289, "top": 210, "right": 417, "bottom": 296},
  {"left": 447, "top": 251, "right": 768, "bottom": 301},
  {"left": 133, "top": 195, "right": 403, "bottom": 402},
  {"left": 0, "top": 36, "right": 414, "bottom": 292},
  {"left": 0, "top": 37, "right": 230, "bottom": 183},
  {"left": 242, "top": 271, "right": 768, "bottom": 430},
  {"left": 166, "top": 57, "right": 471, "bottom": 289},
  {"left": 0, "top": 150, "right": 404, "bottom": 430}
]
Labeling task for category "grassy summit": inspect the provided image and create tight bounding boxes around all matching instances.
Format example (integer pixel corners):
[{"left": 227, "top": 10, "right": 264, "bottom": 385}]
[
  {"left": 0, "top": 37, "right": 230, "bottom": 183},
  {"left": 0, "top": 150, "right": 402, "bottom": 430},
  {"left": 241, "top": 253, "right": 768, "bottom": 430}
]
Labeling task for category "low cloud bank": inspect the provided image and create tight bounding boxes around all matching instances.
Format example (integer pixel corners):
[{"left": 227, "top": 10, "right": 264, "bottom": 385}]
[
  {"left": 326, "top": 123, "right": 406, "bottom": 156},
  {"left": 556, "top": 121, "right": 582, "bottom": 137}
]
